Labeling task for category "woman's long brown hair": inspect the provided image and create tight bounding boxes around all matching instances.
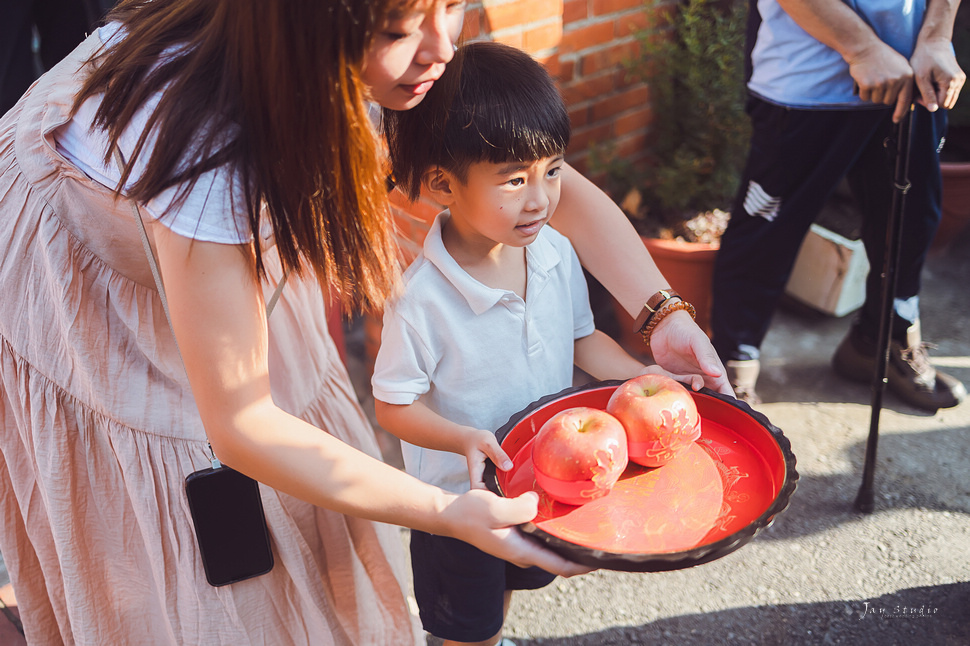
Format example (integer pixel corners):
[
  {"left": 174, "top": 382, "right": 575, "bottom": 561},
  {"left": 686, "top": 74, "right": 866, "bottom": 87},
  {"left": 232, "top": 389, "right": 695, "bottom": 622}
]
[{"left": 75, "top": 0, "right": 408, "bottom": 313}]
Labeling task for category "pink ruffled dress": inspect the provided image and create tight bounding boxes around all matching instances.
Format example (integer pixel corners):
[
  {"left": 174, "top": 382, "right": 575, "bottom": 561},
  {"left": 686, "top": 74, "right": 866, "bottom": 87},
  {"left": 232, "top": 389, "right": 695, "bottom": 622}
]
[{"left": 0, "top": 33, "right": 418, "bottom": 645}]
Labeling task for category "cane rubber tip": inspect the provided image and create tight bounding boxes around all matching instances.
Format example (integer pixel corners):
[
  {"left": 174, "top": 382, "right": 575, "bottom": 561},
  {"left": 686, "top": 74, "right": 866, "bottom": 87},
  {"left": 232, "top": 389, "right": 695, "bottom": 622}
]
[{"left": 854, "top": 488, "right": 875, "bottom": 514}]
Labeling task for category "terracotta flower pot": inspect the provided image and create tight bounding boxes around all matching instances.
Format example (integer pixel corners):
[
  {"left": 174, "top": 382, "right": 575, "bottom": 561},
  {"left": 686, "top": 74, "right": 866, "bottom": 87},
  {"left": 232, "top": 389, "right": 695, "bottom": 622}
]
[
  {"left": 934, "top": 161, "right": 970, "bottom": 253},
  {"left": 612, "top": 237, "right": 718, "bottom": 356}
]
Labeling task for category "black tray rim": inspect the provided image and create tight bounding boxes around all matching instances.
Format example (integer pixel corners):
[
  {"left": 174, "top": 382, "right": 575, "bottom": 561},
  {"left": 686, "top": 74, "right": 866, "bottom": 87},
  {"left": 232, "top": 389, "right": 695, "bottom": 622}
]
[{"left": 483, "top": 379, "right": 799, "bottom": 572}]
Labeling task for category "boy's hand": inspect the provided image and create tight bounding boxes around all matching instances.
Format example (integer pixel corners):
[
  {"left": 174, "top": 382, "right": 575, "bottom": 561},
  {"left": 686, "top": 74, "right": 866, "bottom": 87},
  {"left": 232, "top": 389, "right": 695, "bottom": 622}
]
[{"left": 463, "top": 429, "right": 513, "bottom": 490}]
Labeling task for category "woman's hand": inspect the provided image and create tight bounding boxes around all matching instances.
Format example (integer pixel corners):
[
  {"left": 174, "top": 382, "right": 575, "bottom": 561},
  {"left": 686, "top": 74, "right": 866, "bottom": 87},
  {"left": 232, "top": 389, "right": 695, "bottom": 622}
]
[
  {"left": 648, "top": 310, "right": 733, "bottom": 396},
  {"left": 441, "top": 489, "right": 594, "bottom": 577},
  {"left": 463, "top": 429, "right": 513, "bottom": 490},
  {"left": 638, "top": 363, "right": 706, "bottom": 392}
]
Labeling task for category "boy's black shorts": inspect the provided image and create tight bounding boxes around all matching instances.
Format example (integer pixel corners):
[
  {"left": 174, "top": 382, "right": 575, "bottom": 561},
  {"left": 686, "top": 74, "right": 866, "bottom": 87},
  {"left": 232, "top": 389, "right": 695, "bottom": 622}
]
[{"left": 410, "top": 529, "right": 557, "bottom": 642}]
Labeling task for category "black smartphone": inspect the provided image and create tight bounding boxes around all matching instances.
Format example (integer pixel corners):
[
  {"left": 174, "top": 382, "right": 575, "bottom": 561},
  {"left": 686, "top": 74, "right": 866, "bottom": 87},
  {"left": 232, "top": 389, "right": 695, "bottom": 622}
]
[{"left": 184, "top": 466, "right": 274, "bottom": 586}]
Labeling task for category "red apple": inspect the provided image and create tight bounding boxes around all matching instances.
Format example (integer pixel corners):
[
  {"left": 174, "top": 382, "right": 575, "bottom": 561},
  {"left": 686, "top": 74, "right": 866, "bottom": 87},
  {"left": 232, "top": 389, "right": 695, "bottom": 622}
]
[
  {"left": 531, "top": 406, "right": 629, "bottom": 506},
  {"left": 606, "top": 374, "right": 701, "bottom": 467}
]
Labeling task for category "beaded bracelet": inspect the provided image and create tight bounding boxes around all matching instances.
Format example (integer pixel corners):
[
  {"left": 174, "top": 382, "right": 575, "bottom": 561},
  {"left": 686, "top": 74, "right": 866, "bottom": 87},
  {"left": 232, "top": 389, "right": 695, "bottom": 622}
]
[{"left": 639, "top": 299, "right": 696, "bottom": 347}]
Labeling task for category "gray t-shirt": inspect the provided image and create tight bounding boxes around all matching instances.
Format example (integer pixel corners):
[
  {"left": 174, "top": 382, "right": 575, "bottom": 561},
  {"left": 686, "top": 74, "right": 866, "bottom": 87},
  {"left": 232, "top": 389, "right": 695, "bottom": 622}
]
[{"left": 748, "top": 0, "right": 926, "bottom": 108}]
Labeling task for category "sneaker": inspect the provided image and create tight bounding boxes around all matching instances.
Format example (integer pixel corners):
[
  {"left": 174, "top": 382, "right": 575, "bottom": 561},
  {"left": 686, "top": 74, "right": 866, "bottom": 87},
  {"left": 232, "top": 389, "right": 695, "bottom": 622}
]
[
  {"left": 832, "top": 321, "right": 966, "bottom": 411},
  {"left": 726, "top": 358, "right": 762, "bottom": 405}
]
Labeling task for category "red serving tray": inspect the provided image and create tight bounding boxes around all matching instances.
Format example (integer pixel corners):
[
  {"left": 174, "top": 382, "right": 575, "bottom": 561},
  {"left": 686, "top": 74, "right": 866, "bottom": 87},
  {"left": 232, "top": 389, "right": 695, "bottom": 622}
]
[{"left": 483, "top": 381, "right": 798, "bottom": 572}]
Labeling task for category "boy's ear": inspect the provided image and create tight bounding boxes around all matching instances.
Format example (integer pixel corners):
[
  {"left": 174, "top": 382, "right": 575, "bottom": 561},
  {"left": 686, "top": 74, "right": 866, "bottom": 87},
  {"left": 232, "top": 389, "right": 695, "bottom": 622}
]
[{"left": 423, "top": 168, "right": 456, "bottom": 205}]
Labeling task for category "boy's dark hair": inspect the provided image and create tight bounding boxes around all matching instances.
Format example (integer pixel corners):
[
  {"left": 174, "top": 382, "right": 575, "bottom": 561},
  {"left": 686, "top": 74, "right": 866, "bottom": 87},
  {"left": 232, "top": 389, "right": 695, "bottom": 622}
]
[{"left": 384, "top": 40, "right": 571, "bottom": 201}]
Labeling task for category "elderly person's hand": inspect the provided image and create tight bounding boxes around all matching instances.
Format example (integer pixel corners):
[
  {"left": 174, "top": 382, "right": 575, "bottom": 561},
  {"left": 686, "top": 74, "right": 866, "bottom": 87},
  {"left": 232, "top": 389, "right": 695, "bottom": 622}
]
[
  {"left": 910, "top": 37, "right": 966, "bottom": 115},
  {"left": 844, "top": 39, "right": 916, "bottom": 121}
]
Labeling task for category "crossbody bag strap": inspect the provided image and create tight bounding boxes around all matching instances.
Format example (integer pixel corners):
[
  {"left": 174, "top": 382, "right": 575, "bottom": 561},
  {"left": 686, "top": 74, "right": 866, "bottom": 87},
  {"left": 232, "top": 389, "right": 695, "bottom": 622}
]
[{"left": 113, "top": 148, "right": 287, "bottom": 464}]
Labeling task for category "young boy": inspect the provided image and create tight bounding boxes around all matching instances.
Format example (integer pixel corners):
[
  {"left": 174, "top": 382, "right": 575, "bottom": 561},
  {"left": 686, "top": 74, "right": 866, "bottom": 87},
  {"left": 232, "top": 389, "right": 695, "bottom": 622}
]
[{"left": 373, "top": 41, "right": 700, "bottom": 646}]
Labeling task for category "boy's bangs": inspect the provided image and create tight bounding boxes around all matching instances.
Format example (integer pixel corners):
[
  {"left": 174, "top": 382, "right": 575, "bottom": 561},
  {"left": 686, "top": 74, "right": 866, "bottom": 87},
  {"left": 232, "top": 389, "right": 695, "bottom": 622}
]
[
  {"left": 474, "top": 117, "right": 569, "bottom": 165},
  {"left": 448, "top": 98, "right": 570, "bottom": 166}
]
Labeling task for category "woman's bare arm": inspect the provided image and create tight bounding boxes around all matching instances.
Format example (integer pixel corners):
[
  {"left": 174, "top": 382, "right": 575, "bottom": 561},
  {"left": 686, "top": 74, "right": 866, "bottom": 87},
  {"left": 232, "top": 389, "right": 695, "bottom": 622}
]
[
  {"left": 552, "top": 164, "right": 731, "bottom": 394},
  {"left": 150, "top": 223, "right": 588, "bottom": 576}
]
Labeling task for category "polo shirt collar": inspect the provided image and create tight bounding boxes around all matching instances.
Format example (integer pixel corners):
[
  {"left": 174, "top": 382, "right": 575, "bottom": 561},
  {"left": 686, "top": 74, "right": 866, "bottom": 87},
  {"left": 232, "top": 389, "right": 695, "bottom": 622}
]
[{"left": 422, "top": 210, "right": 563, "bottom": 316}]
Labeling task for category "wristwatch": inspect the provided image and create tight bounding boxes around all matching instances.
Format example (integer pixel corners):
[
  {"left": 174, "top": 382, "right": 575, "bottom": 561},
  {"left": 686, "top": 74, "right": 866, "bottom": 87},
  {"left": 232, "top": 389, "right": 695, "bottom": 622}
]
[{"left": 632, "top": 289, "right": 682, "bottom": 335}]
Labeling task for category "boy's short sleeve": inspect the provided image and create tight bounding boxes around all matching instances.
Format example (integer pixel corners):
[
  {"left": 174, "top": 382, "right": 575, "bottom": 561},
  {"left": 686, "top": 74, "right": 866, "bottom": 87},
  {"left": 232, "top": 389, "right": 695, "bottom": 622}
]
[
  {"left": 371, "top": 300, "right": 436, "bottom": 406},
  {"left": 564, "top": 239, "right": 596, "bottom": 340}
]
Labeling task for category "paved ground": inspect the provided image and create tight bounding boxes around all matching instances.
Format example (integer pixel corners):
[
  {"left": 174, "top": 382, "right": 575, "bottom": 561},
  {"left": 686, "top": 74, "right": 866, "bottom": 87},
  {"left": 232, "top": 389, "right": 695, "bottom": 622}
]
[{"left": 1, "top": 226, "right": 967, "bottom": 645}]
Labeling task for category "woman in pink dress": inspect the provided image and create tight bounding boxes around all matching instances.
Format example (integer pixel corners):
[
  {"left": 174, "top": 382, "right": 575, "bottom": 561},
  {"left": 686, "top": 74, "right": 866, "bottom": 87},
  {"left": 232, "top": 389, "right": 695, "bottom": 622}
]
[{"left": 0, "top": 1, "right": 729, "bottom": 643}]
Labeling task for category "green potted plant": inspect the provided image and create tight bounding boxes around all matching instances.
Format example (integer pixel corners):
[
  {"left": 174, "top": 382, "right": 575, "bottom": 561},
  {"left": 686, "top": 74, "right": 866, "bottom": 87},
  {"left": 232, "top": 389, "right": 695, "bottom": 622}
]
[
  {"left": 624, "top": 0, "right": 748, "bottom": 242},
  {"left": 600, "top": 0, "right": 749, "bottom": 340}
]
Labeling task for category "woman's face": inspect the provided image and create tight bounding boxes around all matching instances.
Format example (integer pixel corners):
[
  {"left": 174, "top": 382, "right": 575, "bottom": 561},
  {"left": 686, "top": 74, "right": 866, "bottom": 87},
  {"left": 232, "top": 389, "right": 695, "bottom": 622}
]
[{"left": 362, "top": 0, "right": 465, "bottom": 111}]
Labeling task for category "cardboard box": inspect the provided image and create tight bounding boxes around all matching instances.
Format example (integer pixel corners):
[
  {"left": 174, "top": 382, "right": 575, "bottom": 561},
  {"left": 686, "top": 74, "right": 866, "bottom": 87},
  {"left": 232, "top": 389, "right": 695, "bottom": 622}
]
[{"left": 784, "top": 224, "right": 870, "bottom": 317}]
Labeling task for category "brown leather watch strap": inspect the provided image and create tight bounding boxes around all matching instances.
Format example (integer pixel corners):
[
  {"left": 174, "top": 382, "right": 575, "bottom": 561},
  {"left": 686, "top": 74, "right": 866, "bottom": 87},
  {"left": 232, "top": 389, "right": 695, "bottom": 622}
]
[{"left": 632, "top": 289, "right": 682, "bottom": 334}]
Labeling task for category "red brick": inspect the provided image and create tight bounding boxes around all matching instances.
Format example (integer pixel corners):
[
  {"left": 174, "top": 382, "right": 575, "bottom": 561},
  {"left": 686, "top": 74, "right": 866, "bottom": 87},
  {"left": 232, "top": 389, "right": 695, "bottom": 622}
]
[
  {"left": 568, "top": 122, "right": 614, "bottom": 153},
  {"left": 612, "top": 104, "right": 654, "bottom": 136},
  {"left": 568, "top": 105, "right": 590, "bottom": 129},
  {"left": 563, "top": 0, "right": 588, "bottom": 24},
  {"left": 484, "top": 0, "right": 563, "bottom": 32},
  {"left": 492, "top": 31, "right": 525, "bottom": 49},
  {"left": 580, "top": 41, "right": 639, "bottom": 76},
  {"left": 592, "top": 0, "right": 644, "bottom": 15},
  {"left": 558, "top": 59, "right": 576, "bottom": 83},
  {"left": 540, "top": 54, "right": 562, "bottom": 77},
  {"left": 590, "top": 85, "right": 649, "bottom": 121},
  {"left": 615, "top": 9, "right": 650, "bottom": 38},
  {"left": 461, "top": 6, "right": 485, "bottom": 40},
  {"left": 523, "top": 21, "right": 564, "bottom": 53},
  {"left": 560, "top": 73, "right": 618, "bottom": 105},
  {"left": 569, "top": 107, "right": 589, "bottom": 132},
  {"left": 561, "top": 21, "right": 615, "bottom": 54}
]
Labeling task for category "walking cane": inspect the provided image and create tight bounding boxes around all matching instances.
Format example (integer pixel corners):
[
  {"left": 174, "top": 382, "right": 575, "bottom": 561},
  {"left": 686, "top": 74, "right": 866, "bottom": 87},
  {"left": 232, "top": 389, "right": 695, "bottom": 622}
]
[{"left": 854, "top": 106, "right": 914, "bottom": 513}]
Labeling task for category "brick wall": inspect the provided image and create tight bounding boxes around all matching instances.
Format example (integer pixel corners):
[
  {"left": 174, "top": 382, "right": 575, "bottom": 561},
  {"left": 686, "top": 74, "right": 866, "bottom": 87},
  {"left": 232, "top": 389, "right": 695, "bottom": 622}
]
[
  {"left": 466, "top": 0, "right": 665, "bottom": 177},
  {"left": 388, "top": 0, "right": 666, "bottom": 257}
]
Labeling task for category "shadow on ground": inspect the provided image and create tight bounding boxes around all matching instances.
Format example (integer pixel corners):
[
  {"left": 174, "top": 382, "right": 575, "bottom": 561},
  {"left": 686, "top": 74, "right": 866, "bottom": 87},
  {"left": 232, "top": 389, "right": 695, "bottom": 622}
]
[
  {"left": 759, "top": 425, "right": 970, "bottom": 543},
  {"left": 513, "top": 581, "right": 969, "bottom": 645}
]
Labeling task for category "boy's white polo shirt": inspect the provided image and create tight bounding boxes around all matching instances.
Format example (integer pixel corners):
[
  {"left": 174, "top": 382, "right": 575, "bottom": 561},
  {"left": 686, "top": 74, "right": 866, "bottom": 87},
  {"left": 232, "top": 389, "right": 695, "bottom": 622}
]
[{"left": 372, "top": 211, "right": 596, "bottom": 494}]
